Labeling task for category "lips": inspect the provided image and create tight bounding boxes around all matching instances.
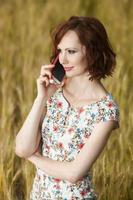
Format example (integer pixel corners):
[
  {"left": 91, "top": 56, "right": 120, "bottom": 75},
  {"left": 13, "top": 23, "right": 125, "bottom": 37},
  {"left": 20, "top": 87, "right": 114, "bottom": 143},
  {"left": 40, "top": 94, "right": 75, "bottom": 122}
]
[{"left": 64, "top": 67, "right": 74, "bottom": 71}]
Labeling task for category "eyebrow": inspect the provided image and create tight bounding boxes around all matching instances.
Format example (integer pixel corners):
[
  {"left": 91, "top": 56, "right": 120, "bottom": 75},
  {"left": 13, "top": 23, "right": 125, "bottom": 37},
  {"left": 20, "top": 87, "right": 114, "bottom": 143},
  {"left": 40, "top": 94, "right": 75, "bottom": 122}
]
[{"left": 57, "top": 46, "right": 78, "bottom": 50}]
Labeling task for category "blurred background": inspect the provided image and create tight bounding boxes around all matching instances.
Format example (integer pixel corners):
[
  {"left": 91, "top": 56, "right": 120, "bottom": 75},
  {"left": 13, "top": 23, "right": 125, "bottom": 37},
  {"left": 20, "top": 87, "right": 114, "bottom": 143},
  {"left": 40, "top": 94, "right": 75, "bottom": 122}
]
[{"left": 0, "top": 0, "right": 133, "bottom": 199}]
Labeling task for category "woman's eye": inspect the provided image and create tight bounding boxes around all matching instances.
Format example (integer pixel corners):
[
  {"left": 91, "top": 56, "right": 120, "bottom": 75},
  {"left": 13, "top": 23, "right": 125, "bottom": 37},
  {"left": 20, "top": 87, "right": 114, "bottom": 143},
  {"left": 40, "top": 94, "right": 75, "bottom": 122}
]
[
  {"left": 57, "top": 49, "right": 77, "bottom": 55},
  {"left": 68, "top": 50, "right": 76, "bottom": 54}
]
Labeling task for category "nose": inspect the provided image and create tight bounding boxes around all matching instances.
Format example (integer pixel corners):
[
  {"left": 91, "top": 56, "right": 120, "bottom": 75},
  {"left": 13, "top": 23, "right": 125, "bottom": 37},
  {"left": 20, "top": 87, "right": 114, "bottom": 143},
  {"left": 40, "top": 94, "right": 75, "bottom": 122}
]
[{"left": 59, "top": 52, "right": 68, "bottom": 65}]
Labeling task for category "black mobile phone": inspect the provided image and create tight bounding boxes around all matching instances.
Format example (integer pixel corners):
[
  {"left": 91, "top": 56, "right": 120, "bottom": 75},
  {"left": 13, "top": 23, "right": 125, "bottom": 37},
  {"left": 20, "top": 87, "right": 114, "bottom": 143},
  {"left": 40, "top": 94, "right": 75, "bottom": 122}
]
[{"left": 51, "top": 55, "right": 66, "bottom": 84}]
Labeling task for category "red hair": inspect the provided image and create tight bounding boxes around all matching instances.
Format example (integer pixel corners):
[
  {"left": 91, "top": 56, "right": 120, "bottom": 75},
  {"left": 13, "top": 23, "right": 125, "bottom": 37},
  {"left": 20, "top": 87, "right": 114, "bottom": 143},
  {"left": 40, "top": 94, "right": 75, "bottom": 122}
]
[{"left": 50, "top": 16, "right": 116, "bottom": 80}]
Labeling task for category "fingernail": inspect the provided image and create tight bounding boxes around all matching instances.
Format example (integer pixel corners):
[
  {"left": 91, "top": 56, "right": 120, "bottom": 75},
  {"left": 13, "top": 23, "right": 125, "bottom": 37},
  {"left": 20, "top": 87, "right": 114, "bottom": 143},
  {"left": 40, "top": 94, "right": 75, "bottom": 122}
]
[{"left": 49, "top": 79, "right": 54, "bottom": 84}]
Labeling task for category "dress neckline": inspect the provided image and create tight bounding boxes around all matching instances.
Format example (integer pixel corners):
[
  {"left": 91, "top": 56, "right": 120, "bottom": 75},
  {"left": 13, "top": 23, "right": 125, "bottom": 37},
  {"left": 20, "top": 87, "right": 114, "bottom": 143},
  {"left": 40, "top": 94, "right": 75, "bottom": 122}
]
[{"left": 58, "top": 87, "right": 111, "bottom": 110}]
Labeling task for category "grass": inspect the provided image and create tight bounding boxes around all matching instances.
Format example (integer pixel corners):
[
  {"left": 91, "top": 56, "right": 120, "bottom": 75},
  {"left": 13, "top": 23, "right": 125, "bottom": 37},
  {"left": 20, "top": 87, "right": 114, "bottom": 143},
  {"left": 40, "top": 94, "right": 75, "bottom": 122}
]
[{"left": 0, "top": 0, "right": 133, "bottom": 199}]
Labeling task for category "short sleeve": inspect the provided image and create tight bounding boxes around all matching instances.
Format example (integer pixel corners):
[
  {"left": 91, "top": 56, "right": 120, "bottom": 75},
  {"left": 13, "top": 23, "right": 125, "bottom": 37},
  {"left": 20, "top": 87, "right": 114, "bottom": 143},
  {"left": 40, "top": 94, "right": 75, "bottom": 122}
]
[{"left": 97, "top": 97, "right": 120, "bottom": 129}]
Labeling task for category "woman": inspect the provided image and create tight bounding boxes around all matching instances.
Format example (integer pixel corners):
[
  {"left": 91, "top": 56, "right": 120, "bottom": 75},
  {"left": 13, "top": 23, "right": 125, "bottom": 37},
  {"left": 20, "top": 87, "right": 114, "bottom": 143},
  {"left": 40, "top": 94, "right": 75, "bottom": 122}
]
[{"left": 15, "top": 16, "right": 119, "bottom": 200}]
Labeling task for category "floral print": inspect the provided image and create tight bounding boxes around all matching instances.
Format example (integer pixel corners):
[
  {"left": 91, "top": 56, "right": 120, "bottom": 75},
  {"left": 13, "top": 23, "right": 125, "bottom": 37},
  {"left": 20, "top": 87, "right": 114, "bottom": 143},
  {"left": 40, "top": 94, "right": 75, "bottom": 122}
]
[{"left": 30, "top": 88, "right": 119, "bottom": 200}]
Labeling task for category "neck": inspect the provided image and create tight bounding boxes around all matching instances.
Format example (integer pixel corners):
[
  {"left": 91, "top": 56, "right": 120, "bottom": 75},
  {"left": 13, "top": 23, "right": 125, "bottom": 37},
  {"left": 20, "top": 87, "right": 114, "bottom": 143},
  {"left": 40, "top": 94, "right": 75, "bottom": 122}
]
[{"left": 64, "top": 75, "right": 107, "bottom": 99}]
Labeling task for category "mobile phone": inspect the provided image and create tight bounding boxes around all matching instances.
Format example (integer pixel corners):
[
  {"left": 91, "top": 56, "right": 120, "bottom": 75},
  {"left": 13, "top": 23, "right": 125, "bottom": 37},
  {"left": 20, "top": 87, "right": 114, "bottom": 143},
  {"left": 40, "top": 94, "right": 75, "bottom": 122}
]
[{"left": 51, "top": 55, "right": 66, "bottom": 84}]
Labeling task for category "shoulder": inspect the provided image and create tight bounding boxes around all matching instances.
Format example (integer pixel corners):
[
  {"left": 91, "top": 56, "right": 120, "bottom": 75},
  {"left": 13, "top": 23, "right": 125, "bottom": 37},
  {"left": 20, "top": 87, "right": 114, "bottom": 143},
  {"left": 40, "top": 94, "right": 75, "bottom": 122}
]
[
  {"left": 96, "top": 93, "right": 120, "bottom": 129},
  {"left": 47, "top": 88, "right": 62, "bottom": 104}
]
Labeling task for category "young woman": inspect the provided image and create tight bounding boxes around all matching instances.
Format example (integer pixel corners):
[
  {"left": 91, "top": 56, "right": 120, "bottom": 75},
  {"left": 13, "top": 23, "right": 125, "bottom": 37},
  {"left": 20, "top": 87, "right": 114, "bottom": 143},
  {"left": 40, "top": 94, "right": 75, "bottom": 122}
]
[{"left": 15, "top": 16, "right": 119, "bottom": 200}]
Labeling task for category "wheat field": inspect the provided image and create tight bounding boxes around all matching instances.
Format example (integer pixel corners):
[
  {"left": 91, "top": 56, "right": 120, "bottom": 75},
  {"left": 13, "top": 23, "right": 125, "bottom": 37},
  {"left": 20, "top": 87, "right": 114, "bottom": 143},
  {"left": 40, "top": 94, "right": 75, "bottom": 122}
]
[{"left": 0, "top": 0, "right": 133, "bottom": 200}]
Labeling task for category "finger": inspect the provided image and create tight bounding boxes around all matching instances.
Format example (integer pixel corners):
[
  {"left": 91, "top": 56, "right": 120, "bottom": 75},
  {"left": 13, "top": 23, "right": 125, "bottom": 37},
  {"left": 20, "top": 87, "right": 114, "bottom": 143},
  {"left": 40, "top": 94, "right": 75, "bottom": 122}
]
[
  {"left": 61, "top": 80, "right": 65, "bottom": 87},
  {"left": 41, "top": 64, "right": 54, "bottom": 72},
  {"left": 40, "top": 70, "right": 52, "bottom": 79},
  {"left": 49, "top": 79, "right": 55, "bottom": 84},
  {"left": 61, "top": 78, "right": 67, "bottom": 86},
  {"left": 38, "top": 76, "right": 49, "bottom": 86},
  {"left": 42, "top": 76, "right": 49, "bottom": 86}
]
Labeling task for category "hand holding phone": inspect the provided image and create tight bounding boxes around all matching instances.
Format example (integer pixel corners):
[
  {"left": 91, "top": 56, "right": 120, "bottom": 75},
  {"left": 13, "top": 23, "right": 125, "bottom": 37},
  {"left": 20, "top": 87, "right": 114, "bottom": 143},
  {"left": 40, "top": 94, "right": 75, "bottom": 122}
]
[{"left": 51, "top": 55, "right": 66, "bottom": 84}]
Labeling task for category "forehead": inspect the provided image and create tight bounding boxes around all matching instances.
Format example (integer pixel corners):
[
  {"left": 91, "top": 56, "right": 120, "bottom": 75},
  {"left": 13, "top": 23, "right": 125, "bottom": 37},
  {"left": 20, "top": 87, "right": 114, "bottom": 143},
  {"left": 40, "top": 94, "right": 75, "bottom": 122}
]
[{"left": 58, "top": 30, "right": 82, "bottom": 48}]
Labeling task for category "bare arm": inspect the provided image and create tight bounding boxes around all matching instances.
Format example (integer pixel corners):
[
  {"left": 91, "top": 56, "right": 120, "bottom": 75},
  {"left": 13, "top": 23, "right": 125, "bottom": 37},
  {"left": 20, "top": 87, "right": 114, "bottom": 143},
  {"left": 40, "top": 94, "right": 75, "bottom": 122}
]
[
  {"left": 15, "top": 64, "right": 60, "bottom": 158},
  {"left": 70, "top": 121, "right": 118, "bottom": 182},
  {"left": 28, "top": 120, "right": 117, "bottom": 183},
  {"left": 15, "top": 97, "right": 47, "bottom": 158}
]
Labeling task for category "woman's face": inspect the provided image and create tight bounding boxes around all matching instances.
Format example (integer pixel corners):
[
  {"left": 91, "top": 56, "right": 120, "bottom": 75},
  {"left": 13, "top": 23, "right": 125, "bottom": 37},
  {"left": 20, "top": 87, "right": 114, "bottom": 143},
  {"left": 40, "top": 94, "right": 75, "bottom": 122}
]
[{"left": 57, "top": 30, "right": 88, "bottom": 78}]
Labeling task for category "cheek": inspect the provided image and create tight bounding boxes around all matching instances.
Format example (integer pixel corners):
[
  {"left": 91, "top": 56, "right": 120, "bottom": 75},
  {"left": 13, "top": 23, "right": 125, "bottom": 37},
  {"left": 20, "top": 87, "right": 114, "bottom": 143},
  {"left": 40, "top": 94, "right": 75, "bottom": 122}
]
[
  {"left": 69, "top": 54, "right": 85, "bottom": 64},
  {"left": 76, "top": 55, "right": 88, "bottom": 67}
]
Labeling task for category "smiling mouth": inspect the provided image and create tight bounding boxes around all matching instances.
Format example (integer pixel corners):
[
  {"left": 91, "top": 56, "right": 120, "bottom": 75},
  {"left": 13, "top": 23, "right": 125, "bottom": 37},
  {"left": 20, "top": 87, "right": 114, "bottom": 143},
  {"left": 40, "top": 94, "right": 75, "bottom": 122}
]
[{"left": 64, "top": 67, "right": 74, "bottom": 71}]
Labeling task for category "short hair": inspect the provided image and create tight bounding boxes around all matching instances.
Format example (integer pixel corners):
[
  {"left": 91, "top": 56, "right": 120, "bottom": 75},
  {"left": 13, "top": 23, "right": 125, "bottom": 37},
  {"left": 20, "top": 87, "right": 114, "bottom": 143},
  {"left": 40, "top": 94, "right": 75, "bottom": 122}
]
[{"left": 50, "top": 16, "right": 116, "bottom": 80}]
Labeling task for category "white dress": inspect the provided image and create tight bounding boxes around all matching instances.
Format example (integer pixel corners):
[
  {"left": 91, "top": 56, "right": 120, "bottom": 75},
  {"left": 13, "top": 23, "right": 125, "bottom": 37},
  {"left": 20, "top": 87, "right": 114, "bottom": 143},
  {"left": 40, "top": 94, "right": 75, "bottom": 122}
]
[{"left": 30, "top": 88, "right": 119, "bottom": 200}]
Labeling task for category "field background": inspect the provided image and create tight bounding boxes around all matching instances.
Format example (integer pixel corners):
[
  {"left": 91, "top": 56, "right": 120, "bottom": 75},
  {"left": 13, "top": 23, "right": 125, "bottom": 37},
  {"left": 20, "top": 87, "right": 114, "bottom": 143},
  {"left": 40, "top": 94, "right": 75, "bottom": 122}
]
[{"left": 0, "top": 0, "right": 133, "bottom": 200}]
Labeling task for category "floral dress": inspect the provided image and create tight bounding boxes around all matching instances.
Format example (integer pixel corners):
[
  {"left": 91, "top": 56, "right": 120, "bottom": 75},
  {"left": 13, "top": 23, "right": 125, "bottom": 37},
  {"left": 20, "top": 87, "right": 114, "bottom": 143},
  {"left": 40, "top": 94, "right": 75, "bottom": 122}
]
[{"left": 30, "top": 87, "right": 119, "bottom": 200}]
